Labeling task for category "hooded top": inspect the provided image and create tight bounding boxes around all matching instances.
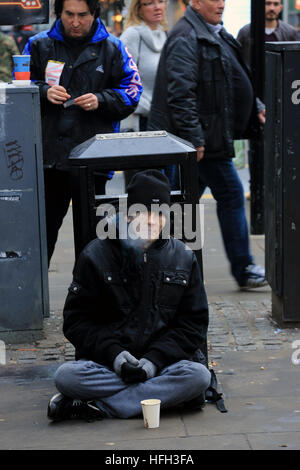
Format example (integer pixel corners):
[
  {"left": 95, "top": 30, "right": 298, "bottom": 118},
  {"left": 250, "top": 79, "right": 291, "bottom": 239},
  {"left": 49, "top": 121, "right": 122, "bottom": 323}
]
[{"left": 120, "top": 23, "right": 167, "bottom": 118}]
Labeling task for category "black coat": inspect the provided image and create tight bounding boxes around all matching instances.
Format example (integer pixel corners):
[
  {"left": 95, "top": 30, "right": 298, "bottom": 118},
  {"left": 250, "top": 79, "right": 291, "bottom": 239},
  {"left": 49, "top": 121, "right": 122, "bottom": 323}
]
[
  {"left": 149, "top": 6, "right": 260, "bottom": 159},
  {"left": 63, "top": 235, "right": 209, "bottom": 371},
  {"left": 24, "top": 19, "right": 143, "bottom": 170}
]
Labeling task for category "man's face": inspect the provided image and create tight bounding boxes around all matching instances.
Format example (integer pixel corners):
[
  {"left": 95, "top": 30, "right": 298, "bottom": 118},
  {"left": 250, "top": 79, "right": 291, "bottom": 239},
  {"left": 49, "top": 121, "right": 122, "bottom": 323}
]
[
  {"left": 265, "top": 1, "right": 283, "bottom": 22},
  {"left": 194, "top": 0, "right": 225, "bottom": 25},
  {"left": 128, "top": 211, "right": 167, "bottom": 248},
  {"left": 61, "top": 0, "right": 95, "bottom": 38}
]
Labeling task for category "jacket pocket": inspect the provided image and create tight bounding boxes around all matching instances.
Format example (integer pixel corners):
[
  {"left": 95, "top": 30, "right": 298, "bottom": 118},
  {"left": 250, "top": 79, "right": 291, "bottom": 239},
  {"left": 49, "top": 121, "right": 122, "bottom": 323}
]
[
  {"left": 199, "top": 49, "right": 224, "bottom": 114},
  {"left": 103, "top": 271, "right": 131, "bottom": 312},
  {"left": 158, "top": 270, "right": 189, "bottom": 308}
]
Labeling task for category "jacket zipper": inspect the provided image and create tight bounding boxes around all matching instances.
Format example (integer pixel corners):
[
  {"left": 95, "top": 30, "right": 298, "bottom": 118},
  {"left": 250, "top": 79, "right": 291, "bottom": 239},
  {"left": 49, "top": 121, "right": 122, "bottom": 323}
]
[{"left": 135, "top": 251, "right": 150, "bottom": 351}]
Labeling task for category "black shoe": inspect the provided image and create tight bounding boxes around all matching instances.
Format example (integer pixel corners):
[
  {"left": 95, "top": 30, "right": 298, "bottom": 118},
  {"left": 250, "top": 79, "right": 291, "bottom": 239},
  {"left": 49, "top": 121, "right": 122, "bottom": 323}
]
[
  {"left": 47, "top": 393, "right": 105, "bottom": 422},
  {"left": 239, "top": 264, "right": 268, "bottom": 290},
  {"left": 184, "top": 392, "right": 206, "bottom": 410}
]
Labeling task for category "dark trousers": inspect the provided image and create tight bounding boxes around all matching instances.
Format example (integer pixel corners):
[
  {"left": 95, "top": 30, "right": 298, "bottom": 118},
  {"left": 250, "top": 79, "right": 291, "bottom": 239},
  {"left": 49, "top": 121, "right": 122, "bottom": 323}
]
[{"left": 44, "top": 168, "right": 106, "bottom": 266}]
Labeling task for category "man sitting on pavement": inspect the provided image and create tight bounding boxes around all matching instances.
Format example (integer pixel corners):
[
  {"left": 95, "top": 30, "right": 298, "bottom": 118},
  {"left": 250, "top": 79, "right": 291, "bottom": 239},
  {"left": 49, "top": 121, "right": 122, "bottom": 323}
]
[
  {"left": 149, "top": 0, "right": 268, "bottom": 291},
  {"left": 47, "top": 170, "right": 211, "bottom": 422}
]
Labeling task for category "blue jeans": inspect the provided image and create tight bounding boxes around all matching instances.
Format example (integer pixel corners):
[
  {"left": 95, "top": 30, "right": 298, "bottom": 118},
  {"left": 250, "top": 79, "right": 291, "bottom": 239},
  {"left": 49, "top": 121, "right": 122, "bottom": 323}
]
[
  {"left": 197, "top": 159, "right": 253, "bottom": 285},
  {"left": 54, "top": 359, "right": 211, "bottom": 419}
]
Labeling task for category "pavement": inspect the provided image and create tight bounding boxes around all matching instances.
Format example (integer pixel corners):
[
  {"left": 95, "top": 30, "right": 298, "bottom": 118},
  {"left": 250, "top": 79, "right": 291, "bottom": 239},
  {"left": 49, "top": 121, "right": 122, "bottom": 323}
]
[{"left": 1, "top": 171, "right": 300, "bottom": 451}]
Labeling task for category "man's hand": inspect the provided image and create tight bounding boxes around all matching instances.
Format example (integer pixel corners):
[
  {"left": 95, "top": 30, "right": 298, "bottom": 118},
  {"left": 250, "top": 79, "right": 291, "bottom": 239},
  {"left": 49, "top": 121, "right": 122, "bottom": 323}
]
[
  {"left": 196, "top": 146, "right": 205, "bottom": 162},
  {"left": 47, "top": 85, "right": 70, "bottom": 104},
  {"left": 139, "top": 358, "right": 157, "bottom": 379},
  {"left": 113, "top": 351, "right": 139, "bottom": 376},
  {"left": 258, "top": 108, "right": 266, "bottom": 125},
  {"left": 74, "top": 93, "right": 99, "bottom": 111}
]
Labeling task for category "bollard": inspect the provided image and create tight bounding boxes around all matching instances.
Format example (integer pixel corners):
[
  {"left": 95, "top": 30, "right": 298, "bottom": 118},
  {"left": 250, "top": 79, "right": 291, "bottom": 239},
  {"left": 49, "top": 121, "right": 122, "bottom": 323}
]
[{"left": 0, "top": 84, "right": 49, "bottom": 343}]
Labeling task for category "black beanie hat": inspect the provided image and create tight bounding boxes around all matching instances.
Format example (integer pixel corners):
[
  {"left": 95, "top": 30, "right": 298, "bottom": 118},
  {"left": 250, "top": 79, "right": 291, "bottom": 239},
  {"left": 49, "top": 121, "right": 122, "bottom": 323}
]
[{"left": 127, "top": 169, "right": 170, "bottom": 209}]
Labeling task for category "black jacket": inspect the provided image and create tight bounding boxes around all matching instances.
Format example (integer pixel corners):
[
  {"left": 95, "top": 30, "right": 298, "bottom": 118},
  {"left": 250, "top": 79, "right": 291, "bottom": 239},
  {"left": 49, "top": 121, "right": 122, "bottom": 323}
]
[
  {"left": 63, "top": 234, "right": 209, "bottom": 371},
  {"left": 24, "top": 19, "right": 142, "bottom": 171},
  {"left": 149, "top": 6, "right": 260, "bottom": 159}
]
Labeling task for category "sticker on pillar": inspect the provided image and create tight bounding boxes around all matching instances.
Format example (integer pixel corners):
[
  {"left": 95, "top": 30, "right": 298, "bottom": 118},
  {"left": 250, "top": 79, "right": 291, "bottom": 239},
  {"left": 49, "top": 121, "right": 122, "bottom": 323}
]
[
  {"left": 45, "top": 60, "right": 65, "bottom": 86},
  {"left": 0, "top": 251, "right": 22, "bottom": 258}
]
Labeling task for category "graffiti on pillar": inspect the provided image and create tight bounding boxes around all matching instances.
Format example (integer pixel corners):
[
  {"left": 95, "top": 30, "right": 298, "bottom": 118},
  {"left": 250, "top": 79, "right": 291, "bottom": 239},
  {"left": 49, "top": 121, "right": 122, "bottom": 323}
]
[
  {"left": 0, "top": 0, "right": 41, "bottom": 9},
  {"left": 0, "top": 341, "right": 6, "bottom": 366}
]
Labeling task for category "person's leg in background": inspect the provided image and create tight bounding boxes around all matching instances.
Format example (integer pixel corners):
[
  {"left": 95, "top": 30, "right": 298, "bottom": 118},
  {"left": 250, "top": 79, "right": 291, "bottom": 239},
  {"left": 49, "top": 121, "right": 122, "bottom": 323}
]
[
  {"left": 124, "top": 116, "right": 149, "bottom": 188},
  {"left": 43, "top": 168, "right": 72, "bottom": 266},
  {"left": 52, "top": 359, "right": 211, "bottom": 419}
]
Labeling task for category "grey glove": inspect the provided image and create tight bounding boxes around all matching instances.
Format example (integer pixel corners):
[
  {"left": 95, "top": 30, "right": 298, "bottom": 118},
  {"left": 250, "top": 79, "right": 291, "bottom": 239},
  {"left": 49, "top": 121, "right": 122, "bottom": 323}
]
[
  {"left": 113, "top": 351, "right": 139, "bottom": 376},
  {"left": 139, "top": 358, "right": 157, "bottom": 379}
]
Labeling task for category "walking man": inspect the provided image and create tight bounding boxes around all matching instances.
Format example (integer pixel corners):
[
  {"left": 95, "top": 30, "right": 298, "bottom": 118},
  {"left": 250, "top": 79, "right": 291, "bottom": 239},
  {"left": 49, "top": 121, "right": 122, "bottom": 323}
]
[
  {"left": 0, "top": 30, "right": 18, "bottom": 82},
  {"left": 149, "top": 0, "right": 268, "bottom": 290},
  {"left": 237, "top": 0, "right": 298, "bottom": 67}
]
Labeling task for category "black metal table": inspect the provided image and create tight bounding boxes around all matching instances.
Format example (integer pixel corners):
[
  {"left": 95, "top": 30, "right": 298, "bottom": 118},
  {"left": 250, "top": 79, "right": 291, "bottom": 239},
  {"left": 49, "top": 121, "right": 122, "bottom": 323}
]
[{"left": 265, "top": 42, "right": 300, "bottom": 324}]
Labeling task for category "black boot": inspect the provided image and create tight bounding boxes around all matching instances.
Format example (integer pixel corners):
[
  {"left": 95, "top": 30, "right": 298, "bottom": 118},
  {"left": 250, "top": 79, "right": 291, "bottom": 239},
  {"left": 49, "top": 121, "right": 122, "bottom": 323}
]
[{"left": 47, "top": 393, "right": 105, "bottom": 422}]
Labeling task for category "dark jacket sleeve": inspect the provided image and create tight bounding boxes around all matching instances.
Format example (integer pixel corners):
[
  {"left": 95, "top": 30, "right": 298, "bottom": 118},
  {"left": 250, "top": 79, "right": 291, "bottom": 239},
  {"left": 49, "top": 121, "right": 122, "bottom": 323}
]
[
  {"left": 143, "top": 253, "right": 209, "bottom": 370},
  {"left": 63, "top": 251, "right": 124, "bottom": 368},
  {"left": 164, "top": 34, "right": 205, "bottom": 148}
]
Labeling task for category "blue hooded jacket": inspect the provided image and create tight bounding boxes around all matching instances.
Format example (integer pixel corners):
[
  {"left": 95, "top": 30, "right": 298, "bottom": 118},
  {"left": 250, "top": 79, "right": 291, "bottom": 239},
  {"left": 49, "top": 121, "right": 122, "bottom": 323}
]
[{"left": 24, "top": 18, "right": 143, "bottom": 172}]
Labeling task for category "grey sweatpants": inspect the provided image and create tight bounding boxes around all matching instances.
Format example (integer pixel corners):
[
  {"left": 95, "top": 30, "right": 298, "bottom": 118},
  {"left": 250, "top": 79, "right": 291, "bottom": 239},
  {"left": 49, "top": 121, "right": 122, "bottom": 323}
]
[{"left": 54, "top": 359, "right": 211, "bottom": 419}]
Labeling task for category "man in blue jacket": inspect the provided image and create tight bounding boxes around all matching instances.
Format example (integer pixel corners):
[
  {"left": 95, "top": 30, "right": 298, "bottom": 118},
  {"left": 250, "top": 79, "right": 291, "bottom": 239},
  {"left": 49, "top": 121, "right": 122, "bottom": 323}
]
[
  {"left": 149, "top": 0, "right": 267, "bottom": 291},
  {"left": 24, "top": 0, "right": 142, "bottom": 264}
]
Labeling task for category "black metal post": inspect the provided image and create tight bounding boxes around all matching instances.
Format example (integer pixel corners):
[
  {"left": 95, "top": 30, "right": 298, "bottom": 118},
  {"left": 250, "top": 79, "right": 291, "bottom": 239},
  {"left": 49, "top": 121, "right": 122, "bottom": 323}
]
[{"left": 249, "top": 0, "right": 265, "bottom": 234}]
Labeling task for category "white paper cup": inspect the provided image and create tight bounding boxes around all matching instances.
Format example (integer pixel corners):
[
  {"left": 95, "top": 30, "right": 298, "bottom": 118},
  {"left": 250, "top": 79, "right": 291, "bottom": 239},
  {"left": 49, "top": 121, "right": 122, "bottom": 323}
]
[{"left": 140, "top": 399, "right": 161, "bottom": 429}]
